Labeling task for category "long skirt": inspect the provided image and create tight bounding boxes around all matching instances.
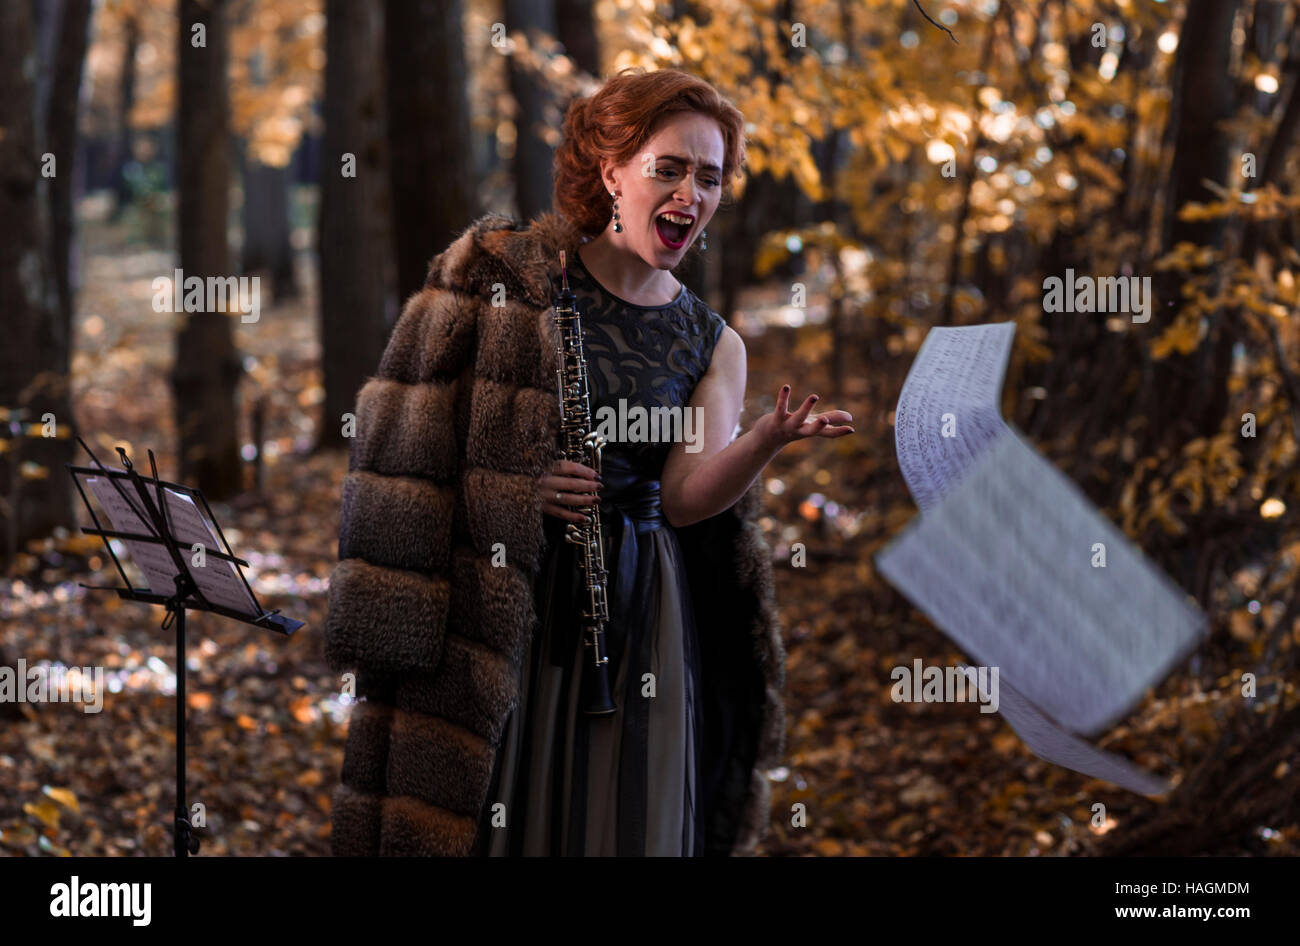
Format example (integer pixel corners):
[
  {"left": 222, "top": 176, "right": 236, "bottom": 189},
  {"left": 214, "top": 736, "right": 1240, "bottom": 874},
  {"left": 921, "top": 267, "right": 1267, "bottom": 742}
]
[{"left": 481, "top": 477, "right": 705, "bottom": 856}]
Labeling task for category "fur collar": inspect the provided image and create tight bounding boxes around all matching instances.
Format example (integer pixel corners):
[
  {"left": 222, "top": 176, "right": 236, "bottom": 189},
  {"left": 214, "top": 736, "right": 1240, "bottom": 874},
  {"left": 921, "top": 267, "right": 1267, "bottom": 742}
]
[{"left": 426, "top": 211, "right": 586, "bottom": 310}]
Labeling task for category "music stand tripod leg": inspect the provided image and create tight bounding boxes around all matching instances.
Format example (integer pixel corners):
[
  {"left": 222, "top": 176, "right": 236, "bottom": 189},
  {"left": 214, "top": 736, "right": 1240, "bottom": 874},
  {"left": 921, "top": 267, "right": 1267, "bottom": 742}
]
[{"left": 169, "top": 572, "right": 199, "bottom": 856}]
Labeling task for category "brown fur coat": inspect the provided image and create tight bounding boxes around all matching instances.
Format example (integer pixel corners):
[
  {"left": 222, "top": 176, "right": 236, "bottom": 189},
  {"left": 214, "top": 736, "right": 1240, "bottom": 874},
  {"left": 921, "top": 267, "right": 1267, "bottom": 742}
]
[{"left": 324, "top": 210, "right": 786, "bottom": 856}]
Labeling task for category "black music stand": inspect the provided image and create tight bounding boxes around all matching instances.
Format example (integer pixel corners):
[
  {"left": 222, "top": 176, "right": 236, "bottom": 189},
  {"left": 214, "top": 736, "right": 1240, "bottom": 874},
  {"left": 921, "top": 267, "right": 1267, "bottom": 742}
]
[{"left": 67, "top": 436, "right": 304, "bottom": 856}]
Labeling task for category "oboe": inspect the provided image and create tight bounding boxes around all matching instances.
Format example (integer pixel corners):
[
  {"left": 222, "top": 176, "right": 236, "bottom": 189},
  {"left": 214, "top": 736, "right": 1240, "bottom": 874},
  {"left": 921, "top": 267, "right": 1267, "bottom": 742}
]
[{"left": 552, "top": 251, "right": 616, "bottom": 716}]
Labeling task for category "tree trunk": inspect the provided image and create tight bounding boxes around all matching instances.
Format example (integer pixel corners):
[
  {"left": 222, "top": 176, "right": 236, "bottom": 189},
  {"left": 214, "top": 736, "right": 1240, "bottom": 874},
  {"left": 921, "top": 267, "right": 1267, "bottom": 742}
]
[
  {"left": 384, "top": 0, "right": 476, "bottom": 304},
  {"left": 317, "top": 0, "right": 392, "bottom": 451},
  {"left": 0, "top": 0, "right": 76, "bottom": 573},
  {"left": 505, "top": 0, "right": 558, "bottom": 221},
  {"left": 0, "top": 0, "right": 62, "bottom": 569},
  {"left": 1147, "top": 0, "right": 1239, "bottom": 448},
  {"left": 240, "top": 151, "right": 297, "bottom": 302},
  {"left": 555, "top": 0, "right": 599, "bottom": 76},
  {"left": 1241, "top": 27, "right": 1300, "bottom": 262},
  {"left": 238, "top": 41, "right": 297, "bottom": 304},
  {"left": 174, "top": 0, "right": 243, "bottom": 498},
  {"left": 713, "top": 0, "right": 802, "bottom": 320},
  {"left": 111, "top": 12, "right": 140, "bottom": 220},
  {"left": 47, "top": 0, "right": 93, "bottom": 348}
]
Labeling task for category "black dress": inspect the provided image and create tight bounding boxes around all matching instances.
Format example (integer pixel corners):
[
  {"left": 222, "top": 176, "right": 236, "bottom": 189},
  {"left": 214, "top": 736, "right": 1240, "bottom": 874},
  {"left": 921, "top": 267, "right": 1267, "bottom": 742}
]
[{"left": 482, "top": 249, "right": 727, "bottom": 856}]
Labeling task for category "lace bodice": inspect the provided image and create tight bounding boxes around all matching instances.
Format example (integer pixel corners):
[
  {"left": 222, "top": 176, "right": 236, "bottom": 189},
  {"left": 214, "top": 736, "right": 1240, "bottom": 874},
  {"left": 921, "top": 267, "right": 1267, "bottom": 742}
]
[{"left": 565, "top": 251, "right": 726, "bottom": 472}]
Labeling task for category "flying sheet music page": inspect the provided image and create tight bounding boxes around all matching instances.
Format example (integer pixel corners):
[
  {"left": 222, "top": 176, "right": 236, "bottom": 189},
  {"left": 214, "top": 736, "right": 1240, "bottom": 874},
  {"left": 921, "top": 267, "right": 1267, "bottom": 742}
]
[
  {"left": 961, "top": 670, "right": 1172, "bottom": 796},
  {"left": 876, "top": 322, "right": 1208, "bottom": 793},
  {"left": 879, "top": 429, "right": 1207, "bottom": 735},
  {"left": 893, "top": 321, "right": 1016, "bottom": 513},
  {"left": 85, "top": 477, "right": 260, "bottom": 617}
]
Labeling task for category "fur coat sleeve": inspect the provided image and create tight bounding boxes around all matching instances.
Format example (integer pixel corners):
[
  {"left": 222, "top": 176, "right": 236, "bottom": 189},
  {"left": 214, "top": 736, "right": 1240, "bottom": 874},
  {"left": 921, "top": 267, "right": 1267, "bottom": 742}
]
[{"left": 324, "top": 211, "right": 786, "bottom": 856}]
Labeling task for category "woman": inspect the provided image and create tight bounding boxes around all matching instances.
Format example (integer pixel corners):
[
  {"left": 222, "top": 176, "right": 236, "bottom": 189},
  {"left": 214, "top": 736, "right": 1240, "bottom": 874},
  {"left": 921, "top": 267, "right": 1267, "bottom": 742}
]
[{"left": 325, "top": 68, "right": 852, "bottom": 858}]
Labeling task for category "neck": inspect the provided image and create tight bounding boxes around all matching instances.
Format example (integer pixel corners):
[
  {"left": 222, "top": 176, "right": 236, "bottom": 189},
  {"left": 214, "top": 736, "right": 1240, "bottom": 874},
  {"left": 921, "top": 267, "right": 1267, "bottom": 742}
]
[{"left": 577, "top": 233, "right": 681, "bottom": 306}]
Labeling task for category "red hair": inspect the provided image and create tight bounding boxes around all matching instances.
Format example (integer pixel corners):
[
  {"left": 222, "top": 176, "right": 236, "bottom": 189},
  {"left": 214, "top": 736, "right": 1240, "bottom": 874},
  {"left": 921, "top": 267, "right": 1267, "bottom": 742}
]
[{"left": 552, "top": 68, "right": 747, "bottom": 237}]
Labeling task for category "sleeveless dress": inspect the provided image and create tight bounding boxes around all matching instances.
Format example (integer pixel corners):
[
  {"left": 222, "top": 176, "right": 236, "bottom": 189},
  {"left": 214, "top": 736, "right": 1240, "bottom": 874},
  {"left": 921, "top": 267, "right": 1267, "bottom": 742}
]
[{"left": 480, "top": 250, "right": 727, "bottom": 856}]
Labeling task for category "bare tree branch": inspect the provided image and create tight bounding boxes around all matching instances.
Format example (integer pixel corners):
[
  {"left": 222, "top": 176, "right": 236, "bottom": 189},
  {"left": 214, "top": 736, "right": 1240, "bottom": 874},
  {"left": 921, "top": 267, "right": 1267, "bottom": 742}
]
[{"left": 912, "top": 0, "right": 958, "bottom": 43}]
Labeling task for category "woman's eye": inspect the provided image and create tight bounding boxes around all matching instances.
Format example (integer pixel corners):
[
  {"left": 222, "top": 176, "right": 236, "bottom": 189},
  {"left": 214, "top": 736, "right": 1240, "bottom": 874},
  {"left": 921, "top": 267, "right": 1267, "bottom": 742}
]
[{"left": 657, "top": 168, "right": 720, "bottom": 188}]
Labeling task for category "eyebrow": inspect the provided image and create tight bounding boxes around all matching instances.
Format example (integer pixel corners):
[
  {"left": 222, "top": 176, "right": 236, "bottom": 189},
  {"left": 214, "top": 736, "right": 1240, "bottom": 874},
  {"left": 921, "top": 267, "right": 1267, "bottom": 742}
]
[{"left": 658, "top": 154, "right": 722, "bottom": 174}]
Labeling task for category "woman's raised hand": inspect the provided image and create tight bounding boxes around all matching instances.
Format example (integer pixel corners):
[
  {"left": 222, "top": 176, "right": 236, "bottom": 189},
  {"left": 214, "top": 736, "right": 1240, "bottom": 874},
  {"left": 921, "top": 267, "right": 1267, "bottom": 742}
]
[
  {"left": 754, "top": 384, "right": 855, "bottom": 449},
  {"left": 539, "top": 458, "right": 602, "bottom": 523}
]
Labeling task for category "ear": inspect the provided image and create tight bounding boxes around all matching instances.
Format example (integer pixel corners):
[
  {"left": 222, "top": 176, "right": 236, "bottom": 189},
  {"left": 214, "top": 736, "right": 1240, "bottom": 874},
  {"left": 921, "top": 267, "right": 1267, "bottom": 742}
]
[{"left": 599, "top": 159, "right": 619, "bottom": 197}]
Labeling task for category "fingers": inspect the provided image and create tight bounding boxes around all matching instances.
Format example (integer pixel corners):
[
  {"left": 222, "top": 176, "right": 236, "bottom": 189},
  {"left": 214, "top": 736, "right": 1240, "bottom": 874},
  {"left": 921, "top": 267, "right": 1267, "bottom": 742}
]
[
  {"left": 543, "top": 501, "right": 593, "bottom": 524},
  {"left": 548, "top": 475, "right": 602, "bottom": 495},
  {"left": 548, "top": 487, "right": 600, "bottom": 506},
  {"left": 790, "top": 392, "right": 818, "bottom": 427},
  {"left": 553, "top": 459, "right": 600, "bottom": 481},
  {"left": 802, "top": 404, "right": 854, "bottom": 437},
  {"left": 542, "top": 484, "right": 600, "bottom": 523},
  {"left": 775, "top": 386, "right": 823, "bottom": 445},
  {"left": 778, "top": 386, "right": 819, "bottom": 422},
  {"left": 543, "top": 459, "right": 600, "bottom": 523},
  {"left": 775, "top": 395, "right": 858, "bottom": 442},
  {"left": 541, "top": 462, "right": 602, "bottom": 524},
  {"left": 815, "top": 422, "right": 855, "bottom": 437}
]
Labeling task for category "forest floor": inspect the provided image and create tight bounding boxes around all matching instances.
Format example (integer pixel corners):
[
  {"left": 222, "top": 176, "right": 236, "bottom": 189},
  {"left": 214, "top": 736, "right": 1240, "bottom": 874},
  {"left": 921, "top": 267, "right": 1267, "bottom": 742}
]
[{"left": 1, "top": 196, "right": 1295, "bottom": 856}]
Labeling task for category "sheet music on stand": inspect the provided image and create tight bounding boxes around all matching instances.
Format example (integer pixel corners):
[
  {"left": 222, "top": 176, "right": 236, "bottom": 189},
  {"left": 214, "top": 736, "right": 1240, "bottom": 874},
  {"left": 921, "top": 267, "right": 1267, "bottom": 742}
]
[
  {"left": 69, "top": 439, "right": 303, "bottom": 856},
  {"left": 875, "top": 322, "right": 1208, "bottom": 795},
  {"left": 85, "top": 476, "right": 259, "bottom": 617}
]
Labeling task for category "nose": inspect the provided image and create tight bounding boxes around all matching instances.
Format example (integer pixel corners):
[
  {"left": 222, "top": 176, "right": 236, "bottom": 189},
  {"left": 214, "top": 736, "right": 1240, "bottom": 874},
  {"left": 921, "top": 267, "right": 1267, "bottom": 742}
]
[{"left": 674, "top": 172, "right": 700, "bottom": 208}]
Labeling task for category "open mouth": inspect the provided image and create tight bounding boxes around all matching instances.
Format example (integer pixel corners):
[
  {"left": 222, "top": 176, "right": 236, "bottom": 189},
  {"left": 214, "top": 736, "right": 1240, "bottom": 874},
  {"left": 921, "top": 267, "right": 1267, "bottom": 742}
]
[{"left": 654, "top": 211, "right": 694, "bottom": 249}]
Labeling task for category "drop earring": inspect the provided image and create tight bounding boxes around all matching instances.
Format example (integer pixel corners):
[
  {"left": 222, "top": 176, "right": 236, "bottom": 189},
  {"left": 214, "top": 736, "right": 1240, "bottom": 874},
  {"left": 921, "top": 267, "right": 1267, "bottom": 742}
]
[
  {"left": 700, "top": 229, "right": 707, "bottom": 251},
  {"left": 610, "top": 192, "right": 622, "bottom": 233}
]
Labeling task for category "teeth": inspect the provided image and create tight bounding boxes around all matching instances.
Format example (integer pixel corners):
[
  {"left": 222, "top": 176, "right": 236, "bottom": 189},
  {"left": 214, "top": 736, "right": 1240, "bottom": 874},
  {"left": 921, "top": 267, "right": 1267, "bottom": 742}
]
[{"left": 659, "top": 213, "right": 692, "bottom": 225}]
